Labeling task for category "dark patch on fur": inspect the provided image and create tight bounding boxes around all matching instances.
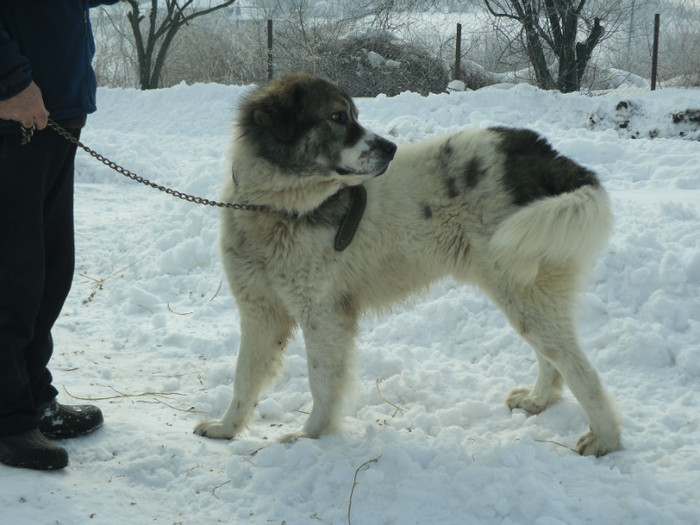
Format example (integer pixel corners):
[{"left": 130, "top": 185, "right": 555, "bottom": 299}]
[
  {"left": 438, "top": 138, "right": 454, "bottom": 167},
  {"left": 422, "top": 204, "right": 433, "bottom": 219},
  {"left": 438, "top": 138, "right": 458, "bottom": 198},
  {"left": 345, "top": 121, "right": 363, "bottom": 146},
  {"left": 463, "top": 158, "right": 485, "bottom": 188},
  {"left": 444, "top": 176, "right": 460, "bottom": 198},
  {"left": 490, "top": 127, "right": 601, "bottom": 206},
  {"left": 436, "top": 136, "right": 485, "bottom": 198}
]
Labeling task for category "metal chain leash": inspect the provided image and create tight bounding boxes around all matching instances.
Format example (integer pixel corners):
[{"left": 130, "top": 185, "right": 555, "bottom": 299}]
[
  {"left": 32, "top": 120, "right": 268, "bottom": 212},
  {"left": 19, "top": 123, "right": 35, "bottom": 145}
]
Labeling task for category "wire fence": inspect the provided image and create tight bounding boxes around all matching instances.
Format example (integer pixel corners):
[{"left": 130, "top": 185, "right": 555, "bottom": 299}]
[{"left": 91, "top": 4, "right": 700, "bottom": 96}]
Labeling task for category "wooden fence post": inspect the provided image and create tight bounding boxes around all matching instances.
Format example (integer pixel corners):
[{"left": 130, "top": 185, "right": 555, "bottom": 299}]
[
  {"left": 267, "top": 19, "right": 273, "bottom": 81},
  {"left": 651, "top": 13, "right": 660, "bottom": 90},
  {"left": 454, "top": 23, "right": 462, "bottom": 80}
]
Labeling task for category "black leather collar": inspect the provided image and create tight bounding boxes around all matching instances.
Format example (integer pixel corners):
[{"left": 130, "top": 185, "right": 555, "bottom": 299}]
[
  {"left": 334, "top": 185, "right": 367, "bottom": 252},
  {"left": 232, "top": 168, "right": 366, "bottom": 251}
]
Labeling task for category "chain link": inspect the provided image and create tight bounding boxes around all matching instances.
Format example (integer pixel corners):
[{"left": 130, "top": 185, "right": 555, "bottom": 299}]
[
  {"left": 45, "top": 119, "right": 266, "bottom": 212},
  {"left": 20, "top": 124, "right": 35, "bottom": 146}
]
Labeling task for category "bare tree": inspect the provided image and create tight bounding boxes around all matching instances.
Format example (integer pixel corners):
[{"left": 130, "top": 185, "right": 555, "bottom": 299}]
[
  {"left": 124, "top": 0, "right": 236, "bottom": 89},
  {"left": 484, "top": 0, "right": 604, "bottom": 92}
]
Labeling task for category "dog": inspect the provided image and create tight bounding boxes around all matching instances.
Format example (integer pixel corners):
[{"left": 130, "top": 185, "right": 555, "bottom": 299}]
[{"left": 194, "top": 73, "right": 621, "bottom": 457}]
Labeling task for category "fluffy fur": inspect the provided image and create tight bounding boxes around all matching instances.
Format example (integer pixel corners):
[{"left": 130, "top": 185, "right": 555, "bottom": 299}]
[{"left": 194, "top": 73, "right": 621, "bottom": 457}]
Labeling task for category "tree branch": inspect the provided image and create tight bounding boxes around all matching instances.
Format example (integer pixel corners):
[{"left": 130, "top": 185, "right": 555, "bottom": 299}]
[
  {"left": 543, "top": 0, "right": 563, "bottom": 51},
  {"left": 484, "top": 0, "right": 520, "bottom": 21},
  {"left": 124, "top": 0, "right": 237, "bottom": 89}
]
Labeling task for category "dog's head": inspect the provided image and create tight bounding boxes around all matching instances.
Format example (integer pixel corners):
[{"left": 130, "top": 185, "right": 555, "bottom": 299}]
[{"left": 238, "top": 73, "right": 396, "bottom": 178}]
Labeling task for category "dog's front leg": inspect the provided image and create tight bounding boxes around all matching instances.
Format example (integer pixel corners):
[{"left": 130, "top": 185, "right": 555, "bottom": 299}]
[
  {"left": 195, "top": 302, "right": 294, "bottom": 440},
  {"left": 282, "top": 304, "right": 358, "bottom": 442}
]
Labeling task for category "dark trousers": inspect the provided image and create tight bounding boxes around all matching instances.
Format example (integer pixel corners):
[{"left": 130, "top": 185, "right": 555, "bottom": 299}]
[{"left": 0, "top": 125, "right": 80, "bottom": 436}]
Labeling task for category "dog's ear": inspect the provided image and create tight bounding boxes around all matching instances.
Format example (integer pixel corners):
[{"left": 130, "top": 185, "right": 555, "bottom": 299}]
[
  {"left": 253, "top": 105, "right": 295, "bottom": 144},
  {"left": 253, "top": 84, "right": 308, "bottom": 144}
]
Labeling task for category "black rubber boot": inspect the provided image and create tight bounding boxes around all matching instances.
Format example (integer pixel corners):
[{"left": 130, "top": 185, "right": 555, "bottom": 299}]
[
  {"left": 0, "top": 429, "right": 69, "bottom": 470},
  {"left": 40, "top": 401, "right": 103, "bottom": 439}
]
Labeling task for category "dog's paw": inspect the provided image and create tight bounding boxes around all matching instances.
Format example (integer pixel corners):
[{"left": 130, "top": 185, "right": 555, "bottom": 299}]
[
  {"left": 279, "top": 431, "right": 311, "bottom": 444},
  {"left": 193, "top": 419, "right": 236, "bottom": 440},
  {"left": 506, "top": 386, "right": 550, "bottom": 415},
  {"left": 576, "top": 428, "right": 620, "bottom": 457}
]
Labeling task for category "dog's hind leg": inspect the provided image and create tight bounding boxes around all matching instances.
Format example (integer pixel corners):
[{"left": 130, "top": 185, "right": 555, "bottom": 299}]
[
  {"left": 480, "top": 270, "right": 621, "bottom": 456},
  {"left": 532, "top": 332, "right": 620, "bottom": 457},
  {"left": 194, "top": 298, "right": 294, "bottom": 439},
  {"left": 281, "top": 302, "right": 358, "bottom": 442},
  {"left": 506, "top": 352, "right": 563, "bottom": 414}
]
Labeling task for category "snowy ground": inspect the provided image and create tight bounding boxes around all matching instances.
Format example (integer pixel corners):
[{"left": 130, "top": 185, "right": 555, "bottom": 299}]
[{"left": 2, "top": 81, "right": 699, "bottom": 524}]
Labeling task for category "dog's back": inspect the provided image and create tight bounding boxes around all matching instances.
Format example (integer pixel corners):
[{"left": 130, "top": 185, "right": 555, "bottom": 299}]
[{"left": 360, "top": 127, "right": 612, "bottom": 288}]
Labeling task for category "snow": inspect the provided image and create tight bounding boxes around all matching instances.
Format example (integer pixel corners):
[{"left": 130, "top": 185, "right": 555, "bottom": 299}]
[{"left": 3, "top": 81, "right": 700, "bottom": 524}]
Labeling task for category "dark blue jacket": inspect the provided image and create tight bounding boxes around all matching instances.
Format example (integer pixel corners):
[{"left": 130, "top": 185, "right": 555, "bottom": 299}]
[{"left": 0, "top": 0, "right": 120, "bottom": 126}]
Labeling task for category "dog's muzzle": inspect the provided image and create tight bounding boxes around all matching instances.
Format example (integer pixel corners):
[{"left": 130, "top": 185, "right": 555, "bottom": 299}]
[
  {"left": 369, "top": 137, "right": 397, "bottom": 176},
  {"left": 335, "top": 136, "right": 397, "bottom": 177}
]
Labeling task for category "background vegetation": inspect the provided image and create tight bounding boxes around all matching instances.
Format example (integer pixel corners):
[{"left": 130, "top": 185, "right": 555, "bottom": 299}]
[{"left": 92, "top": 0, "right": 700, "bottom": 95}]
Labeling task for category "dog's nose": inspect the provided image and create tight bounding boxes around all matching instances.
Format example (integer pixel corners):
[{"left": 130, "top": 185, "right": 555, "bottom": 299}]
[{"left": 376, "top": 137, "right": 397, "bottom": 159}]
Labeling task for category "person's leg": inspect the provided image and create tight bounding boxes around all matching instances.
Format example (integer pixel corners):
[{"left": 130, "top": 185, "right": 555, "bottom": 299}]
[
  {"left": 27, "top": 127, "right": 79, "bottom": 409},
  {"left": 0, "top": 126, "right": 77, "bottom": 436}
]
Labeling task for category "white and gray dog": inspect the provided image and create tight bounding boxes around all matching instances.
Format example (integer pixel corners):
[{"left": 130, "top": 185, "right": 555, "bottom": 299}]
[{"left": 194, "top": 73, "right": 620, "bottom": 457}]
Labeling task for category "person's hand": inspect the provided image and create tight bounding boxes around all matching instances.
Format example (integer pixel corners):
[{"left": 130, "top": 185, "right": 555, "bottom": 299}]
[{"left": 0, "top": 81, "right": 50, "bottom": 130}]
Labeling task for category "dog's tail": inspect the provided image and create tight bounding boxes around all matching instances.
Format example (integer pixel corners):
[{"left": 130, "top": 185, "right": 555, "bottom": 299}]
[{"left": 488, "top": 184, "right": 613, "bottom": 285}]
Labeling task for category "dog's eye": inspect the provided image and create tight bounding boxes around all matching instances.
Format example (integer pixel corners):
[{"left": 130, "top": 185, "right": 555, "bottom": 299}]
[{"left": 330, "top": 111, "right": 348, "bottom": 125}]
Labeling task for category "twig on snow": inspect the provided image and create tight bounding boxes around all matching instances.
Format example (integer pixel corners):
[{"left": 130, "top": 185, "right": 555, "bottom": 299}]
[
  {"left": 167, "top": 302, "right": 194, "bottom": 316},
  {"left": 79, "top": 259, "right": 143, "bottom": 305},
  {"left": 63, "top": 385, "right": 186, "bottom": 401},
  {"left": 212, "top": 480, "right": 231, "bottom": 499},
  {"left": 534, "top": 439, "right": 578, "bottom": 454},
  {"left": 136, "top": 396, "right": 211, "bottom": 415},
  {"left": 347, "top": 456, "right": 381, "bottom": 525},
  {"left": 209, "top": 281, "right": 223, "bottom": 301},
  {"left": 375, "top": 379, "right": 403, "bottom": 417}
]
